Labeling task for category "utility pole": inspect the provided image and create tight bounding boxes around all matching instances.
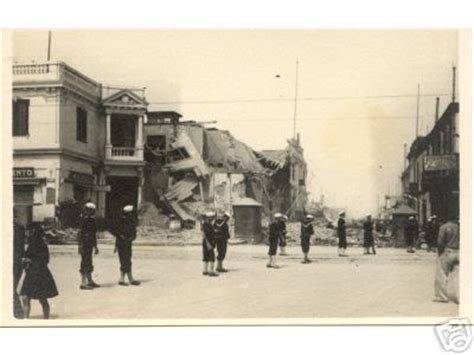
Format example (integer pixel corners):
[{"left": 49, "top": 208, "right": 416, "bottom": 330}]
[
  {"left": 47, "top": 30, "right": 52, "bottom": 61},
  {"left": 292, "top": 60, "right": 299, "bottom": 140},
  {"left": 403, "top": 143, "right": 407, "bottom": 169},
  {"left": 415, "top": 84, "right": 420, "bottom": 138},
  {"left": 452, "top": 66, "right": 457, "bottom": 103},
  {"left": 435, "top": 97, "right": 440, "bottom": 123}
]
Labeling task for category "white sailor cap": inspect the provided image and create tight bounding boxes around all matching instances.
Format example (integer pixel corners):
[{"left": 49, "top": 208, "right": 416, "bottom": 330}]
[
  {"left": 85, "top": 202, "right": 96, "bottom": 209},
  {"left": 223, "top": 212, "right": 231, "bottom": 218},
  {"left": 305, "top": 214, "right": 314, "bottom": 220},
  {"left": 205, "top": 211, "right": 216, "bottom": 218},
  {"left": 123, "top": 205, "right": 134, "bottom": 213},
  {"left": 282, "top": 215, "right": 289, "bottom": 221},
  {"left": 274, "top": 212, "right": 283, "bottom": 219},
  {"left": 339, "top": 211, "right": 346, "bottom": 216},
  {"left": 366, "top": 214, "right": 372, "bottom": 218}
]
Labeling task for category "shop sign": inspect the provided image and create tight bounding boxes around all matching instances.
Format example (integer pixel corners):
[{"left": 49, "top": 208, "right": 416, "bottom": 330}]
[{"left": 13, "top": 167, "right": 35, "bottom": 178}]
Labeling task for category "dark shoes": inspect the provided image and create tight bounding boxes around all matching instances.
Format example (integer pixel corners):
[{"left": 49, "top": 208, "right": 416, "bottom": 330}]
[
  {"left": 216, "top": 268, "right": 228, "bottom": 273},
  {"left": 80, "top": 284, "right": 94, "bottom": 290},
  {"left": 208, "top": 272, "right": 219, "bottom": 277},
  {"left": 130, "top": 280, "right": 141, "bottom": 286},
  {"left": 118, "top": 281, "right": 129, "bottom": 286},
  {"left": 89, "top": 281, "right": 100, "bottom": 288}
]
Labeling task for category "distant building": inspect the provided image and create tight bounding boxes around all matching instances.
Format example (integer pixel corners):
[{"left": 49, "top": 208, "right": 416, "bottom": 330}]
[
  {"left": 254, "top": 134, "right": 309, "bottom": 220},
  {"left": 400, "top": 102, "right": 459, "bottom": 225},
  {"left": 12, "top": 62, "right": 147, "bottom": 226}
]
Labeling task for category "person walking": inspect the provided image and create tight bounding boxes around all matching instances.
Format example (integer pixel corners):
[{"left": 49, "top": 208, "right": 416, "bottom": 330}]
[
  {"left": 267, "top": 213, "right": 283, "bottom": 268},
  {"left": 363, "top": 214, "right": 376, "bottom": 255},
  {"left": 78, "top": 203, "right": 100, "bottom": 290},
  {"left": 433, "top": 218, "right": 459, "bottom": 304},
  {"left": 405, "top": 216, "right": 418, "bottom": 253},
  {"left": 19, "top": 223, "right": 59, "bottom": 319},
  {"left": 214, "top": 212, "right": 231, "bottom": 273},
  {"left": 337, "top": 211, "right": 348, "bottom": 257},
  {"left": 279, "top": 214, "right": 289, "bottom": 256},
  {"left": 13, "top": 210, "right": 26, "bottom": 318},
  {"left": 202, "top": 211, "right": 218, "bottom": 277},
  {"left": 112, "top": 206, "right": 140, "bottom": 286},
  {"left": 300, "top": 214, "right": 314, "bottom": 263}
]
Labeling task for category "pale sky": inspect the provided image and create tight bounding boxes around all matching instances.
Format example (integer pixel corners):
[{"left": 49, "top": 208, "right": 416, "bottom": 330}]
[{"left": 11, "top": 30, "right": 459, "bottom": 217}]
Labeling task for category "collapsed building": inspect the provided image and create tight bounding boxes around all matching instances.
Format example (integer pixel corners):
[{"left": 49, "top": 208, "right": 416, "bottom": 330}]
[{"left": 141, "top": 112, "right": 309, "bottom": 230}]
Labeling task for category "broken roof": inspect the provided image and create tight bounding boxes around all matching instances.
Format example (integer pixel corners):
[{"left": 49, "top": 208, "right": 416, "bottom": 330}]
[
  {"left": 255, "top": 149, "right": 288, "bottom": 170},
  {"left": 205, "top": 128, "right": 264, "bottom": 173}
]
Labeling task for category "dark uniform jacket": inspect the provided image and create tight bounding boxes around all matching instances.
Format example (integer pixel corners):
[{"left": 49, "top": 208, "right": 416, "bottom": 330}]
[
  {"left": 337, "top": 218, "right": 346, "bottom": 239},
  {"left": 79, "top": 215, "right": 97, "bottom": 247},
  {"left": 301, "top": 223, "right": 314, "bottom": 238},
  {"left": 213, "top": 218, "right": 230, "bottom": 240},
  {"left": 113, "top": 214, "right": 137, "bottom": 245},
  {"left": 203, "top": 221, "right": 216, "bottom": 246},
  {"left": 363, "top": 220, "right": 374, "bottom": 246},
  {"left": 269, "top": 221, "right": 280, "bottom": 242},
  {"left": 277, "top": 220, "right": 287, "bottom": 242}
]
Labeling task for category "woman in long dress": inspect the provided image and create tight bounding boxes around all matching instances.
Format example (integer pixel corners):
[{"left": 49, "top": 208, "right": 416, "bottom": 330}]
[{"left": 19, "top": 223, "right": 58, "bottom": 319}]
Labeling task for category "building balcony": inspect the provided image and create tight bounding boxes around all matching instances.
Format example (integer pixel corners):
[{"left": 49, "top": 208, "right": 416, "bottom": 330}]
[
  {"left": 105, "top": 145, "right": 144, "bottom": 162},
  {"left": 13, "top": 62, "right": 102, "bottom": 102}
]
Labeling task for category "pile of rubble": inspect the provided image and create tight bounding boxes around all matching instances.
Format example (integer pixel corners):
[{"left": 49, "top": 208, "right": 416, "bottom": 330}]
[{"left": 44, "top": 228, "right": 79, "bottom": 245}]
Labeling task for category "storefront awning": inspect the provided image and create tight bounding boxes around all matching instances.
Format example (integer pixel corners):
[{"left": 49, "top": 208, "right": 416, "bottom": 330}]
[{"left": 13, "top": 177, "right": 46, "bottom": 185}]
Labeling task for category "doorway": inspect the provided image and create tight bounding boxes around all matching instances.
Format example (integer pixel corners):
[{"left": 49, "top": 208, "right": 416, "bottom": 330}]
[{"left": 105, "top": 176, "right": 138, "bottom": 223}]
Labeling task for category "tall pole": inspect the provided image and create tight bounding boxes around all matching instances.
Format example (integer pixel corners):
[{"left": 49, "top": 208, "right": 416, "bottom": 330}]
[
  {"left": 47, "top": 30, "right": 52, "bottom": 61},
  {"left": 292, "top": 60, "right": 299, "bottom": 140},
  {"left": 415, "top": 84, "right": 420, "bottom": 138},
  {"left": 452, "top": 66, "right": 457, "bottom": 103},
  {"left": 403, "top": 143, "right": 407, "bottom": 169}
]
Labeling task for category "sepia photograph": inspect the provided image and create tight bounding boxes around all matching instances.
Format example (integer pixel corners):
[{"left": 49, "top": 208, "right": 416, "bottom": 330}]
[{"left": 1, "top": 28, "right": 472, "bottom": 326}]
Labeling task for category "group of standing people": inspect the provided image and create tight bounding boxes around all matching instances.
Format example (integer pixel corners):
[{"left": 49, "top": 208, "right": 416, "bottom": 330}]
[
  {"left": 12, "top": 203, "right": 141, "bottom": 319},
  {"left": 201, "top": 211, "right": 231, "bottom": 276},
  {"left": 78, "top": 203, "right": 141, "bottom": 288}
]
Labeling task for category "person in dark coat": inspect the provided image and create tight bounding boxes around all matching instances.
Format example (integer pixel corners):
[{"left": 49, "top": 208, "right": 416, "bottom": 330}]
[
  {"left": 13, "top": 211, "right": 26, "bottom": 319},
  {"left": 337, "top": 211, "right": 348, "bottom": 257},
  {"left": 267, "top": 213, "right": 283, "bottom": 268},
  {"left": 300, "top": 215, "right": 315, "bottom": 263},
  {"left": 78, "top": 202, "right": 100, "bottom": 290},
  {"left": 112, "top": 205, "right": 140, "bottom": 286},
  {"left": 363, "top": 214, "right": 376, "bottom": 255},
  {"left": 405, "top": 216, "right": 418, "bottom": 253},
  {"left": 214, "top": 212, "right": 231, "bottom": 273},
  {"left": 279, "top": 214, "right": 289, "bottom": 255},
  {"left": 425, "top": 215, "right": 439, "bottom": 252},
  {"left": 202, "top": 211, "right": 218, "bottom": 277},
  {"left": 19, "top": 223, "right": 59, "bottom": 319}
]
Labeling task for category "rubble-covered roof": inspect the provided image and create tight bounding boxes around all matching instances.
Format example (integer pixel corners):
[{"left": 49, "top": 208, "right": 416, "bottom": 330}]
[
  {"left": 205, "top": 128, "right": 264, "bottom": 172},
  {"left": 255, "top": 149, "right": 288, "bottom": 170}
]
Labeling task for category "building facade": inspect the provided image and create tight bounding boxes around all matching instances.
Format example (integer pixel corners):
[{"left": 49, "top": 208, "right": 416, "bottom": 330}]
[
  {"left": 400, "top": 101, "right": 459, "bottom": 226},
  {"left": 12, "top": 62, "right": 147, "bottom": 226}
]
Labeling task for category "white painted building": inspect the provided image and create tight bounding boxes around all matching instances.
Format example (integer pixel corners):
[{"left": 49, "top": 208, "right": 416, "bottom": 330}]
[{"left": 12, "top": 62, "right": 147, "bottom": 226}]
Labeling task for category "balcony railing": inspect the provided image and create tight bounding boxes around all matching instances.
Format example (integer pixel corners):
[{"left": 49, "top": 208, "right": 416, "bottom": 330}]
[
  {"left": 106, "top": 145, "right": 143, "bottom": 161},
  {"left": 13, "top": 62, "right": 102, "bottom": 99}
]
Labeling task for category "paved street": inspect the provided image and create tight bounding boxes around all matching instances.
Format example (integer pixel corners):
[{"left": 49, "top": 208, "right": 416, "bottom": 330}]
[{"left": 30, "top": 244, "right": 458, "bottom": 320}]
